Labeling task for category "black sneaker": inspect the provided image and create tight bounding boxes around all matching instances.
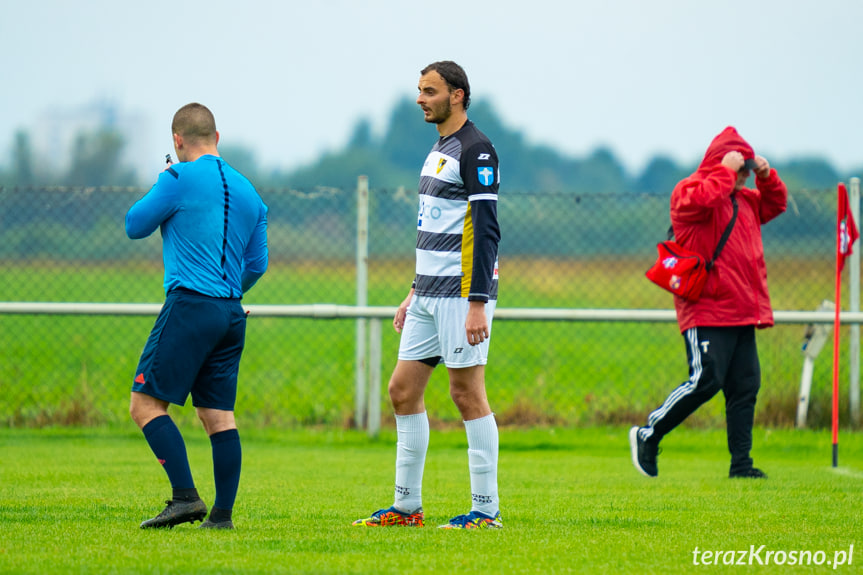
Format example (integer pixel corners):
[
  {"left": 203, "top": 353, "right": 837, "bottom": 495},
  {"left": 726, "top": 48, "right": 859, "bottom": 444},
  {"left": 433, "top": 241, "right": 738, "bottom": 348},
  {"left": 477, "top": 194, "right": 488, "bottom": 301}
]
[
  {"left": 199, "top": 518, "right": 234, "bottom": 530},
  {"left": 629, "top": 426, "right": 659, "bottom": 477},
  {"left": 140, "top": 498, "right": 208, "bottom": 529},
  {"left": 729, "top": 467, "right": 767, "bottom": 479}
]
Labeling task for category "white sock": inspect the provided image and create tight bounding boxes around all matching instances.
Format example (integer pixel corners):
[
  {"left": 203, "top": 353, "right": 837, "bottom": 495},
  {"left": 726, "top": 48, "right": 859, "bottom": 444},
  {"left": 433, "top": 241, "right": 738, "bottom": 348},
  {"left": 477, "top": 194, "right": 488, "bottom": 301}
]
[
  {"left": 393, "top": 412, "right": 429, "bottom": 513},
  {"left": 465, "top": 413, "right": 499, "bottom": 516}
]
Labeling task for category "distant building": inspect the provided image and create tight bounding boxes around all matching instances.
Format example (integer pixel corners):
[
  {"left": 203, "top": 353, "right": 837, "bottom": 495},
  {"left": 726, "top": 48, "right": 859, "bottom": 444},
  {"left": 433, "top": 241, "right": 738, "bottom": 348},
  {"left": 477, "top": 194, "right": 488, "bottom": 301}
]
[{"left": 30, "top": 99, "right": 151, "bottom": 182}]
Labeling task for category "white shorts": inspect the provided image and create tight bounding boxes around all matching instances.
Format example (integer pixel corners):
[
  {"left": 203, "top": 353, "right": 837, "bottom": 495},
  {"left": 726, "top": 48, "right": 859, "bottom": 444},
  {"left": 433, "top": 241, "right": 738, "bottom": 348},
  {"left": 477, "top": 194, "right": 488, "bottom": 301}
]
[{"left": 398, "top": 295, "right": 496, "bottom": 368}]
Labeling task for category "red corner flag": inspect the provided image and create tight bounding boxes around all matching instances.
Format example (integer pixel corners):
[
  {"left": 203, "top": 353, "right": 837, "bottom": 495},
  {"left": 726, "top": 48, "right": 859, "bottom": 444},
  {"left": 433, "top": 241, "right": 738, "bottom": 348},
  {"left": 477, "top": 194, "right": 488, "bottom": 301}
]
[
  {"left": 838, "top": 183, "right": 859, "bottom": 271},
  {"left": 831, "top": 183, "right": 859, "bottom": 467}
]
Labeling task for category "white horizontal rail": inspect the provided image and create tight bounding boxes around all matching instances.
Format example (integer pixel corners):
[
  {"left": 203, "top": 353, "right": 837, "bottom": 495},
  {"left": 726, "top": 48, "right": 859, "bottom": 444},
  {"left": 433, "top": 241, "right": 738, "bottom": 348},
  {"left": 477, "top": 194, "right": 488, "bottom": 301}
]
[{"left": 1, "top": 301, "right": 863, "bottom": 324}]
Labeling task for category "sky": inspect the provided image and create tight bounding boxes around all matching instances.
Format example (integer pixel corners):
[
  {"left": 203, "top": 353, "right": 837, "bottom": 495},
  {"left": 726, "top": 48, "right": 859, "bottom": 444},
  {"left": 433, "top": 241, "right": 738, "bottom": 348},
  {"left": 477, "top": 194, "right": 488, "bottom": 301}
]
[{"left": 1, "top": 0, "right": 861, "bottom": 181}]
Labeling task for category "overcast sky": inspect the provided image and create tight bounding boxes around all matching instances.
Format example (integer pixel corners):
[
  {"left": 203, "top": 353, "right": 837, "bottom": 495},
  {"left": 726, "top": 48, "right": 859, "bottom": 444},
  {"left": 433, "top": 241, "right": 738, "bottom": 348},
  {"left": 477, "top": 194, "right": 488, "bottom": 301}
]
[{"left": 1, "top": 0, "right": 861, "bottom": 180}]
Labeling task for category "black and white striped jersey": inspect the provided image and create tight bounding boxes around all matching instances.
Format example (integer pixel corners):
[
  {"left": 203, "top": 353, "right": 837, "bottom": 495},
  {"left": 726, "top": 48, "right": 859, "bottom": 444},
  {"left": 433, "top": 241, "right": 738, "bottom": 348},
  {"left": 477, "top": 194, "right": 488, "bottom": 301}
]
[{"left": 414, "top": 120, "right": 500, "bottom": 302}]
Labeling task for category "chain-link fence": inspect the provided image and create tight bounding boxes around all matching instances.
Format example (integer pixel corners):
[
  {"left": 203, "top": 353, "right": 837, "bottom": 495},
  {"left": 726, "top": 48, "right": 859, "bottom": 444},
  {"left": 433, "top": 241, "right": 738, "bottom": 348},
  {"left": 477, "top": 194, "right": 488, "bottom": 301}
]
[{"left": 1, "top": 182, "right": 859, "bottom": 430}]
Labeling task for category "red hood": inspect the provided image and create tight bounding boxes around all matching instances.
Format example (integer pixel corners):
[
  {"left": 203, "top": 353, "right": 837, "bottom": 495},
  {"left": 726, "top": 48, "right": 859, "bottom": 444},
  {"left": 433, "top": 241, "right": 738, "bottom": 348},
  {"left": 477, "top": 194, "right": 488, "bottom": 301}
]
[
  {"left": 672, "top": 125, "right": 789, "bottom": 334},
  {"left": 698, "top": 126, "right": 755, "bottom": 171}
]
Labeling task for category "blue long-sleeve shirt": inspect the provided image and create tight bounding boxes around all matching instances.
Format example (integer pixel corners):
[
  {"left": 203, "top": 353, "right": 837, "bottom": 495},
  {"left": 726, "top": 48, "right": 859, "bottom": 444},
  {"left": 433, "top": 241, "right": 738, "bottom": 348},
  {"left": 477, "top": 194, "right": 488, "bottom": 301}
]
[{"left": 126, "top": 154, "right": 268, "bottom": 298}]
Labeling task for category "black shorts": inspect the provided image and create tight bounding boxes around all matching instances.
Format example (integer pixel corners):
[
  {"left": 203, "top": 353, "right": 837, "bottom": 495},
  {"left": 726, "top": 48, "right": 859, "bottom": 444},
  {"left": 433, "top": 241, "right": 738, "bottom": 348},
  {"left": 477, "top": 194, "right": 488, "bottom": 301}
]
[{"left": 132, "top": 288, "right": 247, "bottom": 410}]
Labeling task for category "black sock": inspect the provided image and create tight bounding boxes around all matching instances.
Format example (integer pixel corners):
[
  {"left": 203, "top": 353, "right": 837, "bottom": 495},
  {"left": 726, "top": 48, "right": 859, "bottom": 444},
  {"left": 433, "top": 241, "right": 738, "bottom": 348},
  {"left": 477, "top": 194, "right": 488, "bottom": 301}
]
[
  {"left": 172, "top": 487, "right": 200, "bottom": 502},
  {"left": 209, "top": 506, "right": 232, "bottom": 523}
]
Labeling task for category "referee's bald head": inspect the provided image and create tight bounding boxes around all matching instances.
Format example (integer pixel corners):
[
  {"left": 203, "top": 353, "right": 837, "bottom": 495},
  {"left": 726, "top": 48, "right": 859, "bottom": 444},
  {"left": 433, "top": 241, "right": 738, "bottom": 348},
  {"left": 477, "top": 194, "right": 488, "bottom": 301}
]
[{"left": 172, "top": 103, "right": 217, "bottom": 145}]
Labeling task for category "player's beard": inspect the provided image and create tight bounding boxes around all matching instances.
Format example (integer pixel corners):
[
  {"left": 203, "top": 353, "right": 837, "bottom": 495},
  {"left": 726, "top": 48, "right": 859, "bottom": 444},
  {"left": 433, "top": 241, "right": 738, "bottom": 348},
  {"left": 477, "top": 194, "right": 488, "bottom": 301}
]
[{"left": 424, "top": 99, "right": 452, "bottom": 125}]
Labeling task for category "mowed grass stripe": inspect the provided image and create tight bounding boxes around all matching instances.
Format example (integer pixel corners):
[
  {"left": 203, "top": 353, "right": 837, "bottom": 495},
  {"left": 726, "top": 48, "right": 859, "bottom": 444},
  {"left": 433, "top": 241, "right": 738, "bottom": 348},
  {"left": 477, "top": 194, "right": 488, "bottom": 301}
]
[{"left": 0, "top": 427, "right": 860, "bottom": 573}]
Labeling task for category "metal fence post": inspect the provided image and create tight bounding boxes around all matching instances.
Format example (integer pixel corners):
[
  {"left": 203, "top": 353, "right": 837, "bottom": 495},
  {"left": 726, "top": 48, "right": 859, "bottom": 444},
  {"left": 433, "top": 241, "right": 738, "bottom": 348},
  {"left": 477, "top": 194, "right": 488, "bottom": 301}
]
[
  {"left": 355, "top": 176, "right": 369, "bottom": 429},
  {"left": 368, "top": 318, "right": 382, "bottom": 437},
  {"left": 850, "top": 177, "right": 860, "bottom": 426}
]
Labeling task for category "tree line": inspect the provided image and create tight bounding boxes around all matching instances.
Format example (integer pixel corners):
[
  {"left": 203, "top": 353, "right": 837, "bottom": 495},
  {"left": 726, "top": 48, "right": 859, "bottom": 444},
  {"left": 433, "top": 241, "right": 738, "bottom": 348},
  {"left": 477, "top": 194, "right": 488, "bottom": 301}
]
[{"left": 1, "top": 97, "right": 857, "bottom": 194}]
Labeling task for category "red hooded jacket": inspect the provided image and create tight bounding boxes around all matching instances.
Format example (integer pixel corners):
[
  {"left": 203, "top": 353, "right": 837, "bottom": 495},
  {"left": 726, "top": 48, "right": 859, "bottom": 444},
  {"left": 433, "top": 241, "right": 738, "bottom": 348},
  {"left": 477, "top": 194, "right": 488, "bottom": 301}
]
[{"left": 670, "top": 127, "right": 787, "bottom": 333}]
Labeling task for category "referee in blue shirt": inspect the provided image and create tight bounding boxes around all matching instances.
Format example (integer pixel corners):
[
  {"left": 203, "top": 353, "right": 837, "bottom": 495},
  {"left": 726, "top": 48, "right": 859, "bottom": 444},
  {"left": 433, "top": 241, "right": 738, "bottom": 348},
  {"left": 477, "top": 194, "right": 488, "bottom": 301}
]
[{"left": 126, "top": 103, "right": 268, "bottom": 529}]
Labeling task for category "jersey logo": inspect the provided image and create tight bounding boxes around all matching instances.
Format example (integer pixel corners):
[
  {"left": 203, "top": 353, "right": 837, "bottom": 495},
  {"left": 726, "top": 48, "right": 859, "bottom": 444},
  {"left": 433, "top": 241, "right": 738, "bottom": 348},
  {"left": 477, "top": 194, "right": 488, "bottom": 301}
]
[
  {"left": 436, "top": 158, "right": 447, "bottom": 174},
  {"left": 477, "top": 153, "right": 490, "bottom": 160},
  {"left": 477, "top": 167, "right": 495, "bottom": 186}
]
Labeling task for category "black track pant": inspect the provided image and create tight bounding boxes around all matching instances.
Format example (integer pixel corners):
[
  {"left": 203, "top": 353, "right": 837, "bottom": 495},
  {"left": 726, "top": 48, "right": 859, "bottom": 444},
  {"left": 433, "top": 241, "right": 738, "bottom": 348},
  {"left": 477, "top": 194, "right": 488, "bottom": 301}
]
[{"left": 640, "top": 325, "right": 761, "bottom": 475}]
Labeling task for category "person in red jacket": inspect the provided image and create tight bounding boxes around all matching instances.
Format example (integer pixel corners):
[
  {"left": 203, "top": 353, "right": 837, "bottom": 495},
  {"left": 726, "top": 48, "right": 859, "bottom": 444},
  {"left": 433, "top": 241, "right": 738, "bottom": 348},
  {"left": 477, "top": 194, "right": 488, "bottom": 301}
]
[{"left": 630, "top": 126, "right": 787, "bottom": 479}]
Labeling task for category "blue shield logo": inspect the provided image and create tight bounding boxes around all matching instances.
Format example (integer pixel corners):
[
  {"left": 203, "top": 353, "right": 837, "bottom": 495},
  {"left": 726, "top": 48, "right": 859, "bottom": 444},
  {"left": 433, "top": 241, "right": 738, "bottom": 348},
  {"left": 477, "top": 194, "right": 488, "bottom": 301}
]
[{"left": 477, "top": 166, "right": 495, "bottom": 186}]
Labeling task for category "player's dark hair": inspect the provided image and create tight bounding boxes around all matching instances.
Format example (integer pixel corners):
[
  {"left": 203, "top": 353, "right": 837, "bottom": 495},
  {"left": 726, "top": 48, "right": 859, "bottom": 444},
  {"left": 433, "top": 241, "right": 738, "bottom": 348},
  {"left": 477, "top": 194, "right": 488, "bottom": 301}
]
[
  {"left": 172, "top": 103, "right": 217, "bottom": 144},
  {"left": 421, "top": 61, "right": 471, "bottom": 110}
]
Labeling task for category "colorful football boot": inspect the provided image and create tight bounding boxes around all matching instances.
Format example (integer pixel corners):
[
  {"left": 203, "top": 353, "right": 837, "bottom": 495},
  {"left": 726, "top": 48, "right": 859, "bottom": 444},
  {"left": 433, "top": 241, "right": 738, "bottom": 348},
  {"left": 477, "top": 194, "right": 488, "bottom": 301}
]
[
  {"left": 352, "top": 506, "right": 424, "bottom": 527},
  {"left": 439, "top": 510, "right": 502, "bottom": 529}
]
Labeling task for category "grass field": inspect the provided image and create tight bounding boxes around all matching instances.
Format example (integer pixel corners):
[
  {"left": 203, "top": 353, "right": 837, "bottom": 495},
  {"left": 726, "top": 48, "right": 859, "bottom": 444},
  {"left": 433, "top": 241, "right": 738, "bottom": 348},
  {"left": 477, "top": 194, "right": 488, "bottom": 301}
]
[{"left": 1, "top": 426, "right": 860, "bottom": 574}]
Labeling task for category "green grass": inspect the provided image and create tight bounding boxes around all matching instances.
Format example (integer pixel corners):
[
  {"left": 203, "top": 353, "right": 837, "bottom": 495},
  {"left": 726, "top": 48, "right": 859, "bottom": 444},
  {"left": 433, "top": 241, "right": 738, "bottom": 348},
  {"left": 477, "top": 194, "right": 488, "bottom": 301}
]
[{"left": 0, "top": 426, "right": 860, "bottom": 574}]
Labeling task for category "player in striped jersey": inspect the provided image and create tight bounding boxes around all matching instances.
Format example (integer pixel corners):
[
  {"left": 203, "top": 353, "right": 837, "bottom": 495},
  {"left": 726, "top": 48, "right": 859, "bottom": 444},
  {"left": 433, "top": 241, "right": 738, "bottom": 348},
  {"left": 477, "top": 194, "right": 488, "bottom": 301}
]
[{"left": 354, "top": 61, "right": 502, "bottom": 530}]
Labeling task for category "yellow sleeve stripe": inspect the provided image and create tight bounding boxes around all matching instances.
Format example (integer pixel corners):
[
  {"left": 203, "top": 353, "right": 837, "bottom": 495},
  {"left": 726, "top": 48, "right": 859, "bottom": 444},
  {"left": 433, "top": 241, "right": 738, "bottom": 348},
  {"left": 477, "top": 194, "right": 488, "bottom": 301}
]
[{"left": 460, "top": 202, "right": 474, "bottom": 297}]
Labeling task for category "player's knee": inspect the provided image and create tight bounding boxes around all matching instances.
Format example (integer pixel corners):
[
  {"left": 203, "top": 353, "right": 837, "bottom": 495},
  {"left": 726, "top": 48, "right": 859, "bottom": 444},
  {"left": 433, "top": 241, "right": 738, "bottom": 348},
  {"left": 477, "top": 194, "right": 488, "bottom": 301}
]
[
  {"left": 388, "top": 381, "right": 422, "bottom": 413},
  {"left": 449, "top": 386, "right": 466, "bottom": 406},
  {"left": 449, "top": 387, "right": 480, "bottom": 412},
  {"left": 388, "top": 380, "right": 409, "bottom": 406}
]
